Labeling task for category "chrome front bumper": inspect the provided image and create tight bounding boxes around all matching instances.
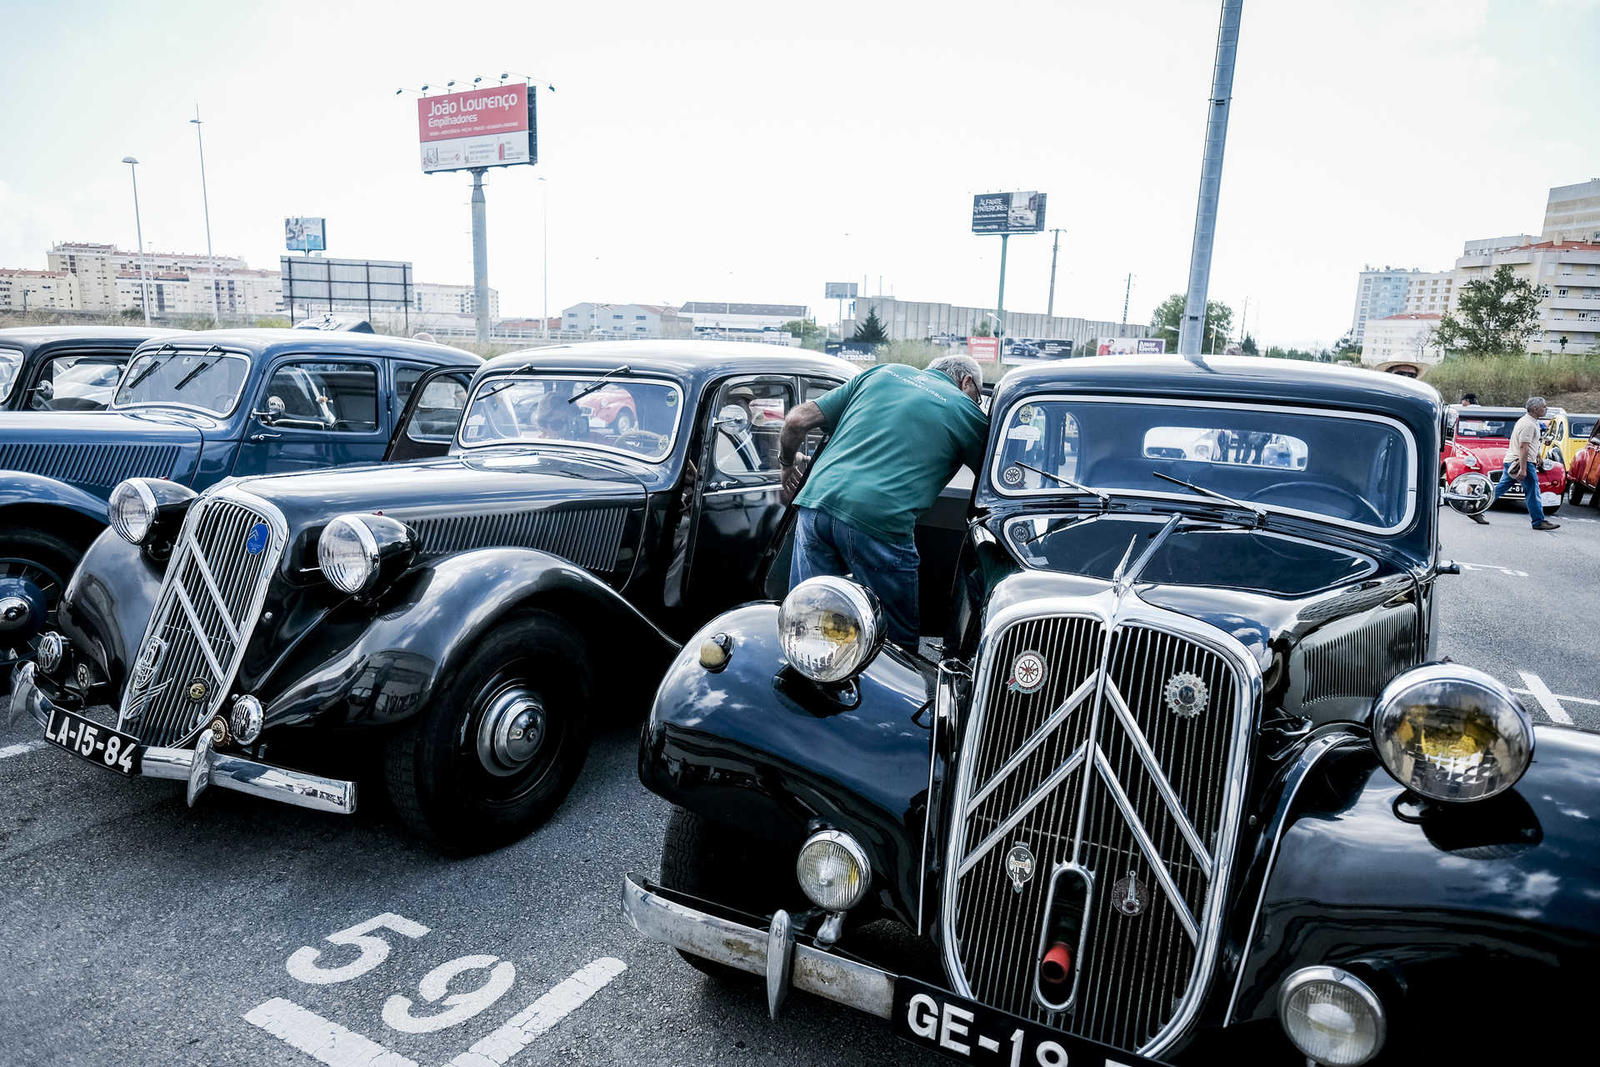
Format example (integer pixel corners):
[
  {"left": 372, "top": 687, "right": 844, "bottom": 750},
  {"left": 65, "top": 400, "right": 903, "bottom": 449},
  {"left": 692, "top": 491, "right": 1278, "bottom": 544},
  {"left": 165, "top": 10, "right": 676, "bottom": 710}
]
[
  {"left": 620, "top": 873, "right": 896, "bottom": 1021},
  {"left": 12, "top": 662, "right": 356, "bottom": 816}
]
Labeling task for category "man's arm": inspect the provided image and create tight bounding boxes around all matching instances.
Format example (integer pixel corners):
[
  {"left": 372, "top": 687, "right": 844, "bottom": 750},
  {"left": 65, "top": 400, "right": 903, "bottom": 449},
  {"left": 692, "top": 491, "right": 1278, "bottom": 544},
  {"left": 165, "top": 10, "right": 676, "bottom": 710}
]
[{"left": 779, "top": 401, "right": 827, "bottom": 503}]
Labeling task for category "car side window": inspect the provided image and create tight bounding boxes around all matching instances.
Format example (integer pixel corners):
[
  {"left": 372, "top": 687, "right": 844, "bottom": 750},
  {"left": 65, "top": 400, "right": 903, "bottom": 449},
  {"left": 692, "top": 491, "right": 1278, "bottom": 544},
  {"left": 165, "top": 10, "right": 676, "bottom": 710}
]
[
  {"left": 406, "top": 377, "right": 470, "bottom": 442},
  {"left": 395, "top": 363, "right": 427, "bottom": 407},
  {"left": 800, "top": 377, "right": 843, "bottom": 457},
  {"left": 27, "top": 352, "right": 128, "bottom": 411},
  {"left": 711, "top": 379, "right": 796, "bottom": 480},
  {"left": 261, "top": 361, "right": 378, "bottom": 432}
]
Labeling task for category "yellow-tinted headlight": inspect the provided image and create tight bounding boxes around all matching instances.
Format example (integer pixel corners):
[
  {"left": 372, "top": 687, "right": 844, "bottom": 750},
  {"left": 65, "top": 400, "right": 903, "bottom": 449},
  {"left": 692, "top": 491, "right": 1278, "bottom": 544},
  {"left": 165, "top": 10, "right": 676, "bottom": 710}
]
[
  {"left": 1372, "top": 664, "right": 1533, "bottom": 803},
  {"left": 777, "top": 577, "right": 884, "bottom": 684}
]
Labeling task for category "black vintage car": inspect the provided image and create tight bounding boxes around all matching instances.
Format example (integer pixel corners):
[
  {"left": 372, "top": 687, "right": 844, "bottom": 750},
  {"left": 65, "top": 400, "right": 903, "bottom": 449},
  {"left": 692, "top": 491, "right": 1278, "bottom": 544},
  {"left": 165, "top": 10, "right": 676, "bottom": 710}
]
[
  {"left": 0, "top": 325, "right": 182, "bottom": 411},
  {"left": 12, "top": 341, "right": 859, "bottom": 850},
  {"left": 624, "top": 356, "right": 1598, "bottom": 1065}
]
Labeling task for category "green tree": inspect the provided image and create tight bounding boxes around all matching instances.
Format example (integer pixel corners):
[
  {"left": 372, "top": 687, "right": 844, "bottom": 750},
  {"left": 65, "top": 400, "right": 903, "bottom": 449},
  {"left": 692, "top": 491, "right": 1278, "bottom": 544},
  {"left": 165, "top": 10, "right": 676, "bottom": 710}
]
[
  {"left": 1240, "top": 334, "right": 1258, "bottom": 356},
  {"left": 1150, "top": 294, "right": 1235, "bottom": 353},
  {"left": 782, "top": 318, "right": 824, "bottom": 349},
  {"left": 1432, "top": 264, "right": 1547, "bottom": 356},
  {"left": 972, "top": 319, "right": 993, "bottom": 337},
  {"left": 851, "top": 307, "right": 889, "bottom": 344},
  {"left": 1332, "top": 332, "right": 1360, "bottom": 361}
]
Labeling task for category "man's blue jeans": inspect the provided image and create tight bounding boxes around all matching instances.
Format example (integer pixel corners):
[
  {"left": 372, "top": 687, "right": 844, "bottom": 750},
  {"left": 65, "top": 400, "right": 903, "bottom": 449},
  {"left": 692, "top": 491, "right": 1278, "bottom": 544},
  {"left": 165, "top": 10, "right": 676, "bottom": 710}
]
[
  {"left": 1489, "top": 460, "right": 1546, "bottom": 525},
  {"left": 791, "top": 507, "right": 920, "bottom": 647}
]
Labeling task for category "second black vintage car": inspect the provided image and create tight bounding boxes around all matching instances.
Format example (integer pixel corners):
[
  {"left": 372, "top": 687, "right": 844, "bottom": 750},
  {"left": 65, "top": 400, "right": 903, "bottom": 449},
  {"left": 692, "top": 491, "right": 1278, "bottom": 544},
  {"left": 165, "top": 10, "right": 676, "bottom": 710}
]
[
  {"left": 12, "top": 341, "right": 858, "bottom": 850},
  {"left": 623, "top": 356, "right": 1599, "bottom": 1065}
]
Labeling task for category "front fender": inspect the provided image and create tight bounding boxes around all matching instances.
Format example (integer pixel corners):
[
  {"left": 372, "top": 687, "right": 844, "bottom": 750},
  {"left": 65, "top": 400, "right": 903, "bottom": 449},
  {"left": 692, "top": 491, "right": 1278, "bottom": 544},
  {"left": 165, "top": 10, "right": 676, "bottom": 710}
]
[
  {"left": 1231, "top": 725, "right": 1600, "bottom": 1031},
  {"left": 58, "top": 527, "right": 164, "bottom": 696},
  {"left": 0, "top": 471, "right": 111, "bottom": 522},
  {"left": 253, "top": 547, "right": 677, "bottom": 732},
  {"left": 640, "top": 602, "right": 936, "bottom": 928}
]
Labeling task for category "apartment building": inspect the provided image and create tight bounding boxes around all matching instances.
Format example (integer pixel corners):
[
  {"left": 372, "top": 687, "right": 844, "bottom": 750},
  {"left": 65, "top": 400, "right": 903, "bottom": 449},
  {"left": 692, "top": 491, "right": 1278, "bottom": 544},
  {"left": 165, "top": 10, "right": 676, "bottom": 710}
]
[
  {"left": 113, "top": 266, "right": 283, "bottom": 319},
  {"left": 1542, "top": 179, "right": 1600, "bottom": 243},
  {"left": 1350, "top": 267, "right": 1430, "bottom": 343},
  {"left": 561, "top": 302, "right": 692, "bottom": 338},
  {"left": 47, "top": 242, "right": 250, "bottom": 312},
  {"left": 1360, "top": 312, "right": 1444, "bottom": 371},
  {"left": 1402, "top": 271, "right": 1453, "bottom": 315},
  {"left": 0, "top": 268, "right": 80, "bottom": 312},
  {"left": 413, "top": 281, "right": 500, "bottom": 322},
  {"left": 1452, "top": 237, "right": 1600, "bottom": 354}
]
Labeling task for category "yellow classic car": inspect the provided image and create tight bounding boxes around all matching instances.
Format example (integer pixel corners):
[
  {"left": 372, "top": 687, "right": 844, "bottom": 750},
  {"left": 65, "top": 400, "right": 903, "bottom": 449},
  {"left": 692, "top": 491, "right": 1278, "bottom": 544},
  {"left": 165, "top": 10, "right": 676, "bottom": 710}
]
[{"left": 1559, "top": 412, "right": 1599, "bottom": 469}]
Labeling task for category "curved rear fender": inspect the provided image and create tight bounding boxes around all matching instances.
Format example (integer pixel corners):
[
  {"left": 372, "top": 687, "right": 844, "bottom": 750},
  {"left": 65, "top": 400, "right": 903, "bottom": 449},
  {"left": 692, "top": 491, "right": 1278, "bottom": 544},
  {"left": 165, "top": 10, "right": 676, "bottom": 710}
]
[
  {"left": 255, "top": 547, "right": 677, "bottom": 731},
  {"left": 640, "top": 602, "right": 936, "bottom": 927},
  {"left": 1229, "top": 725, "right": 1600, "bottom": 1030},
  {"left": 0, "top": 473, "right": 111, "bottom": 541},
  {"left": 58, "top": 528, "right": 164, "bottom": 695}
]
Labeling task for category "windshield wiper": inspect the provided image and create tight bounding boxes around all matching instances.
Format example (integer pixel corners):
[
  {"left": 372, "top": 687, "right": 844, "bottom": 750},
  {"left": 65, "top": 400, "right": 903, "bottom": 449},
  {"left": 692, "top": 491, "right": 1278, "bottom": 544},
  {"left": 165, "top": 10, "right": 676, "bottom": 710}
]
[
  {"left": 568, "top": 365, "right": 631, "bottom": 404},
  {"left": 172, "top": 346, "right": 223, "bottom": 391},
  {"left": 124, "top": 343, "right": 177, "bottom": 390},
  {"left": 1152, "top": 471, "right": 1267, "bottom": 527},
  {"left": 1012, "top": 461, "right": 1110, "bottom": 509}
]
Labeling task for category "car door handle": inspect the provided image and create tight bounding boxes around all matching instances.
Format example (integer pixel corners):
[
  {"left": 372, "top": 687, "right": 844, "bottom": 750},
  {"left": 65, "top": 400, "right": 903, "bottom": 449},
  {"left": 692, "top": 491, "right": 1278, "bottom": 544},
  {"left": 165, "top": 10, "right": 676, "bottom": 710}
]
[{"left": 249, "top": 432, "right": 281, "bottom": 442}]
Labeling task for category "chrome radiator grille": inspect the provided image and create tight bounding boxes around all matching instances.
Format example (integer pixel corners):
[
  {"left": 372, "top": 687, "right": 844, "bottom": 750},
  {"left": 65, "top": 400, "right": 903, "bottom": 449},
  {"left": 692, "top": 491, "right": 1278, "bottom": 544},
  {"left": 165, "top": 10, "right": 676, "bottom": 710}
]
[
  {"left": 118, "top": 491, "right": 284, "bottom": 747},
  {"left": 945, "top": 608, "right": 1251, "bottom": 1055}
]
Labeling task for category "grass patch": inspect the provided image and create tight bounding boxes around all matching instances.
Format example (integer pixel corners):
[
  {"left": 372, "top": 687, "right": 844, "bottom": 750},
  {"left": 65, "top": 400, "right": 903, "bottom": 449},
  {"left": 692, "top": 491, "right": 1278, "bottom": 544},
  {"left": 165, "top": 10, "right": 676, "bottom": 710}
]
[
  {"left": 872, "top": 340, "right": 948, "bottom": 369},
  {"left": 1422, "top": 352, "right": 1600, "bottom": 407}
]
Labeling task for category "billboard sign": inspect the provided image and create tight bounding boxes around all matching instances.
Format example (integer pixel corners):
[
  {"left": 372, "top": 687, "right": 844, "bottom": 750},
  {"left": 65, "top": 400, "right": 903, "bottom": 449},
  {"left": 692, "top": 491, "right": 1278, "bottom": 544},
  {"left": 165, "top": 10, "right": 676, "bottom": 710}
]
[
  {"left": 284, "top": 217, "right": 326, "bottom": 252},
  {"left": 1003, "top": 337, "right": 1074, "bottom": 363},
  {"left": 972, "top": 191, "right": 1047, "bottom": 234},
  {"left": 824, "top": 341, "right": 879, "bottom": 363},
  {"left": 281, "top": 257, "right": 414, "bottom": 328},
  {"left": 417, "top": 85, "right": 537, "bottom": 173},
  {"left": 1096, "top": 337, "right": 1167, "bottom": 355},
  {"left": 968, "top": 336, "right": 1000, "bottom": 363},
  {"left": 824, "top": 281, "right": 859, "bottom": 299}
]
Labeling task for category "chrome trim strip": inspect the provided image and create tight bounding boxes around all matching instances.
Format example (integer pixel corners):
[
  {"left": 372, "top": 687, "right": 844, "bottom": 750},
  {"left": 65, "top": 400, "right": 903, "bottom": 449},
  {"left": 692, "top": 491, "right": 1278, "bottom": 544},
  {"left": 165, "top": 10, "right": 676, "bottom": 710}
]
[
  {"left": 183, "top": 530, "right": 242, "bottom": 645},
  {"left": 703, "top": 483, "right": 781, "bottom": 497},
  {"left": 1105, "top": 683, "right": 1212, "bottom": 870},
  {"left": 171, "top": 580, "right": 226, "bottom": 682},
  {"left": 918, "top": 660, "right": 961, "bottom": 936},
  {"left": 1031, "top": 862, "right": 1096, "bottom": 1013},
  {"left": 966, "top": 674, "right": 1097, "bottom": 811},
  {"left": 986, "top": 393, "right": 1421, "bottom": 537},
  {"left": 1222, "top": 728, "right": 1367, "bottom": 1025},
  {"left": 1091, "top": 747, "right": 1200, "bottom": 944},
  {"left": 957, "top": 741, "right": 1090, "bottom": 879}
]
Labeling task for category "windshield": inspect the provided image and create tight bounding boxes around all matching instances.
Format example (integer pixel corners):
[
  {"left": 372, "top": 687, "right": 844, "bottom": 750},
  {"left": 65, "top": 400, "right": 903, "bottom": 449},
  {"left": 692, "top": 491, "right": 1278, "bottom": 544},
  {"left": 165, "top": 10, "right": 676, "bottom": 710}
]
[
  {"left": 1570, "top": 415, "right": 1598, "bottom": 439},
  {"left": 1456, "top": 415, "right": 1519, "bottom": 439},
  {"left": 991, "top": 396, "right": 1416, "bottom": 533},
  {"left": 114, "top": 348, "right": 251, "bottom": 416},
  {"left": 459, "top": 373, "right": 683, "bottom": 461}
]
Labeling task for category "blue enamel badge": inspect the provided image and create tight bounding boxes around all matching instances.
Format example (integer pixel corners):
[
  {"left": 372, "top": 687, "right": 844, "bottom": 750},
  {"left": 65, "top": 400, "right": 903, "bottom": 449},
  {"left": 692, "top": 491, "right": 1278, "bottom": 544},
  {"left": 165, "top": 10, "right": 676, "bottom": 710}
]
[{"left": 245, "top": 522, "right": 269, "bottom": 555}]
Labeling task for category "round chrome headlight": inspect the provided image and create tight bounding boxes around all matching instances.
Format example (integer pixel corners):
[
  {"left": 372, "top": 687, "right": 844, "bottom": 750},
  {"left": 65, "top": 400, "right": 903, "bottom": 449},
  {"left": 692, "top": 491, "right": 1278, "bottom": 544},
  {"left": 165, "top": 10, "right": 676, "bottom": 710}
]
[
  {"left": 317, "top": 514, "right": 416, "bottom": 597},
  {"left": 1371, "top": 664, "right": 1533, "bottom": 803},
  {"left": 1278, "top": 966, "right": 1385, "bottom": 1066},
  {"left": 108, "top": 478, "right": 197, "bottom": 546},
  {"left": 795, "top": 829, "right": 871, "bottom": 912},
  {"left": 777, "top": 577, "right": 885, "bottom": 684}
]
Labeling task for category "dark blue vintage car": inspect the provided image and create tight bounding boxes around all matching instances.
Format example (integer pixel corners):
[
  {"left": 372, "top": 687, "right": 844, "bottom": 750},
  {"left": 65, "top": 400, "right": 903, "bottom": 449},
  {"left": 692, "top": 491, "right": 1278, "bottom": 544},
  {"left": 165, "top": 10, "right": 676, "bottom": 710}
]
[
  {"left": 623, "top": 356, "right": 1597, "bottom": 1065},
  {"left": 0, "top": 325, "right": 183, "bottom": 412},
  {"left": 0, "top": 328, "right": 478, "bottom": 682},
  {"left": 11, "top": 341, "right": 860, "bottom": 852}
]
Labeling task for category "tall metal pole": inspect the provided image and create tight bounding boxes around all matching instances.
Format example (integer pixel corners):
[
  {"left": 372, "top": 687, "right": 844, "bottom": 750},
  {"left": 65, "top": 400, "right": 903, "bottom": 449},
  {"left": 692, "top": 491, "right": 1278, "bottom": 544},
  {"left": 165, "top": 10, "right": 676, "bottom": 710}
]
[
  {"left": 122, "top": 157, "right": 151, "bottom": 325},
  {"left": 190, "top": 106, "right": 221, "bottom": 323},
  {"left": 1046, "top": 227, "right": 1065, "bottom": 317},
  {"left": 1122, "top": 273, "right": 1132, "bottom": 326},
  {"left": 1177, "top": 0, "right": 1243, "bottom": 361},
  {"left": 539, "top": 176, "right": 549, "bottom": 338},
  {"left": 469, "top": 168, "right": 489, "bottom": 343},
  {"left": 995, "top": 233, "right": 1009, "bottom": 346}
]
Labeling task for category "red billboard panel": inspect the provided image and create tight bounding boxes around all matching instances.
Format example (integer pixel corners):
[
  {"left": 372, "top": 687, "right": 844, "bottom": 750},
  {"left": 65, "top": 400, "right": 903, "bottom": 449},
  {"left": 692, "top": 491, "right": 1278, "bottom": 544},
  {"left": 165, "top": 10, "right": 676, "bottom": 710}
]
[
  {"left": 968, "top": 336, "right": 1000, "bottom": 363},
  {"left": 417, "top": 86, "right": 537, "bottom": 173}
]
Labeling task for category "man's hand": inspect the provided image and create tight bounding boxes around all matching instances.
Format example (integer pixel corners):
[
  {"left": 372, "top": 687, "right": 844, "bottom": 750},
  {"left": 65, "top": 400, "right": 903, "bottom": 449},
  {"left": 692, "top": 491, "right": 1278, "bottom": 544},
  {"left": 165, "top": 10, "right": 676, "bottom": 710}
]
[
  {"left": 780, "top": 455, "right": 808, "bottom": 505},
  {"left": 1509, "top": 459, "right": 1528, "bottom": 481}
]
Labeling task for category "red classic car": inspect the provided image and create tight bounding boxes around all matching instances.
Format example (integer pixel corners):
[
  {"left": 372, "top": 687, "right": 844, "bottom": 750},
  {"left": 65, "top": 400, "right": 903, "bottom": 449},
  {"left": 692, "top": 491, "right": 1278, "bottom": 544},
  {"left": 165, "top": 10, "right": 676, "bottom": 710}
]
[
  {"left": 575, "top": 383, "right": 638, "bottom": 431},
  {"left": 1443, "top": 405, "right": 1566, "bottom": 515},
  {"left": 1567, "top": 415, "right": 1600, "bottom": 506}
]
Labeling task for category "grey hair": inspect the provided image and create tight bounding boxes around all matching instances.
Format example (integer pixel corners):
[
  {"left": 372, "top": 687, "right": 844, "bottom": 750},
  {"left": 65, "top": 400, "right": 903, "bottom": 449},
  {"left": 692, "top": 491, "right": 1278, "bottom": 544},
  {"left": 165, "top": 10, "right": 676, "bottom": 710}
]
[
  {"left": 1527, "top": 395, "right": 1547, "bottom": 412},
  {"left": 928, "top": 354, "right": 982, "bottom": 389}
]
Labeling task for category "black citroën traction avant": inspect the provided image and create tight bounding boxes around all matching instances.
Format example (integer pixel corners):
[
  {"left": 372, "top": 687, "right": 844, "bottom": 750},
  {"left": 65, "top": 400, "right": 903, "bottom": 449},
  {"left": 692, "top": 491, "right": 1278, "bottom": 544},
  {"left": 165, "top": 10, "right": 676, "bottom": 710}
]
[{"left": 625, "top": 355, "right": 1599, "bottom": 1066}]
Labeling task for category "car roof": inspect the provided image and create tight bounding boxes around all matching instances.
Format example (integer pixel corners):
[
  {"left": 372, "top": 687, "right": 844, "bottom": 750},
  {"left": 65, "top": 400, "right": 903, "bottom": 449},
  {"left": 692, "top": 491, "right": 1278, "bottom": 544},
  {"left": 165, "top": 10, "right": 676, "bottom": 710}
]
[
  {"left": 129, "top": 327, "right": 480, "bottom": 366},
  {"left": 992, "top": 354, "right": 1443, "bottom": 431},
  {"left": 0, "top": 325, "right": 186, "bottom": 352},
  {"left": 476, "top": 339, "right": 859, "bottom": 385},
  {"left": 1459, "top": 406, "right": 1550, "bottom": 418}
]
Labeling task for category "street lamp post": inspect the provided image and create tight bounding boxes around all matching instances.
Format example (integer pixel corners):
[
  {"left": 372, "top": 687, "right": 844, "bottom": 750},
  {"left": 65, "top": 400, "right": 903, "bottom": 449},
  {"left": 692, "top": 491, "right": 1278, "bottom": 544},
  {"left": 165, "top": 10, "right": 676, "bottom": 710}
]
[
  {"left": 538, "top": 175, "right": 549, "bottom": 338},
  {"left": 121, "top": 156, "right": 151, "bottom": 325},
  {"left": 190, "top": 106, "right": 222, "bottom": 323}
]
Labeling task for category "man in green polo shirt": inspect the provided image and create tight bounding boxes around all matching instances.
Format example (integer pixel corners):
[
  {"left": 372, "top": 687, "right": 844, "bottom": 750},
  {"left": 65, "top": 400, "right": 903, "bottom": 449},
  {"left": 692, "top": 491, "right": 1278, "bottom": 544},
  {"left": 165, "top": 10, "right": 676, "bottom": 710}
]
[{"left": 777, "top": 355, "right": 989, "bottom": 645}]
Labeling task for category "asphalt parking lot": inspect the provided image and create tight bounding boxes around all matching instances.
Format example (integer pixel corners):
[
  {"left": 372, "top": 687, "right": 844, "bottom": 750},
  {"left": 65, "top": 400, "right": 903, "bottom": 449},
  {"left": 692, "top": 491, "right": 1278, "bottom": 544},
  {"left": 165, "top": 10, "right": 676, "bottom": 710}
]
[{"left": 2, "top": 505, "right": 1596, "bottom": 1067}]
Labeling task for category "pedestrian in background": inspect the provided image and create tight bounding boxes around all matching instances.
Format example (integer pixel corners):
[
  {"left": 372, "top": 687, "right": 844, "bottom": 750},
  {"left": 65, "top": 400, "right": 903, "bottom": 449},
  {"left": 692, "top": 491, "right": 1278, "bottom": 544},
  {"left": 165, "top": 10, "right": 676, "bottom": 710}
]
[
  {"left": 1461, "top": 392, "right": 1478, "bottom": 406},
  {"left": 1476, "top": 396, "right": 1560, "bottom": 530}
]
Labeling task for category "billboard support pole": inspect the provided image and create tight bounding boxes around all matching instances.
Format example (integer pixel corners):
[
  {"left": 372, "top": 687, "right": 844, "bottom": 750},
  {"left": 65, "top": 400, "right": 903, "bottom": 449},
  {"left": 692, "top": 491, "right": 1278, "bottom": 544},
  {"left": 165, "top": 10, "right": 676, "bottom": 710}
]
[
  {"left": 470, "top": 167, "right": 490, "bottom": 344},
  {"left": 1177, "top": 0, "right": 1242, "bottom": 361},
  {"left": 1047, "top": 228, "right": 1064, "bottom": 318},
  {"left": 994, "top": 233, "right": 1009, "bottom": 347}
]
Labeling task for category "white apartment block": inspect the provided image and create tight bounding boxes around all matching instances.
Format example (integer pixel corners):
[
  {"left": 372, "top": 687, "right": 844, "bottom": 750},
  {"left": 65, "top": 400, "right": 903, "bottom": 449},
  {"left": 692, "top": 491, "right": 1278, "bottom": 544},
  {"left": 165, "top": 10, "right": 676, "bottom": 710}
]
[
  {"left": 413, "top": 281, "right": 499, "bottom": 322},
  {"left": 1452, "top": 237, "right": 1600, "bottom": 355},
  {"left": 1350, "top": 267, "right": 1428, "bottom": 344},
  {"left": 1360, "top": 313, "right": 1444, "bottom": 371},
  {"left": 1402, "top": 271, "right": 1453, "bottom": 315},
  {"left": 0, "top": 269, "right": 80, "bottom": 312},
  {"left": 1542, "top": 179, "right": 1600, "bottom": 243},
  {"left": 47, "top": 242, "right": 249, "bottom": 312},
  {"left": 114, "top": 266, "right": 283, "bottom": 319},
  {"left": 679, "top": 301, "right": 808, "bottom": 335}
]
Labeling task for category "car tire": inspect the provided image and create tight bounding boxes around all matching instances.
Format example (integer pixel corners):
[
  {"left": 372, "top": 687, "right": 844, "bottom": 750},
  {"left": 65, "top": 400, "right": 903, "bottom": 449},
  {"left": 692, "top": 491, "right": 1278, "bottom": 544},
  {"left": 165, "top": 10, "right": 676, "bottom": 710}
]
[
  {"left": 659, "top": 806, "right": 799, "bottom": 982},
  {"left": 384, "top": 610, "right": 592, "bottom": 852},
  {"left": 0, "top": 527, "right": 81, "bottom": 696},
  {"left": 614, "top": 410, "right": 635, "bottom": 434}
]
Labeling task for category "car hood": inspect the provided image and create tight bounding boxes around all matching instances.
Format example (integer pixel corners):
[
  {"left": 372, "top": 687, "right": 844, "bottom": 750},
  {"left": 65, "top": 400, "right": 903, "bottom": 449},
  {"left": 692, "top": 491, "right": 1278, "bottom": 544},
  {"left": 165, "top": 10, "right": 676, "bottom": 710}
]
[{"left": 0, "top": 410, "right": 206, "bottom": 489}]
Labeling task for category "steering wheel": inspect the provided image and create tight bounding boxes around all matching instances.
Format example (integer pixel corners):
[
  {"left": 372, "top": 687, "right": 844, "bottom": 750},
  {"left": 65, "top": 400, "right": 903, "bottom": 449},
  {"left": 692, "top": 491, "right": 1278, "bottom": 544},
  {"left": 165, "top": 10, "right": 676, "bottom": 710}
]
[
  {"left": 616, "top": 428, "right": 667, "bottom": 454},
  {"left": 1254, "top": 480, "right": 1385, "bottom": 524}
]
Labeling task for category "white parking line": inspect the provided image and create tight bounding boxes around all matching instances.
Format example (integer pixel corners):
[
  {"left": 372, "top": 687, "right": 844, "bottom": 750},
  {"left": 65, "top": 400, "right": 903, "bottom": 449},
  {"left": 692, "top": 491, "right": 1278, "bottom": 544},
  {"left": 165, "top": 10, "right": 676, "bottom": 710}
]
[
  {"left": 1519, "top": 671, "right": 1574, "bottom": 725},
  {"left": 244, "top": 998, "right": 417, "bottom": 1067},
  {"left": 1512, "top": 687, "right": 1600, "bottom": 708},
  {"left": 446, "top": 957, "right": 627, "bottom": 1067},
  {"left": 1456, "top": 561, "right": 1530, "bottom": 578},
  {"left": 0, "top": 741, "right": 45, "bottom": 760}
]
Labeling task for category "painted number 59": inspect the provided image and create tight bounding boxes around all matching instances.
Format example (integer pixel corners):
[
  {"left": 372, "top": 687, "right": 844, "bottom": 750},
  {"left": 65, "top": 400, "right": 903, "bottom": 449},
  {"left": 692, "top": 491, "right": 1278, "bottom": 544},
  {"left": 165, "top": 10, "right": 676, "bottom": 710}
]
[{"left": 286, "top": 912, "right": 431, "bottom": 985}]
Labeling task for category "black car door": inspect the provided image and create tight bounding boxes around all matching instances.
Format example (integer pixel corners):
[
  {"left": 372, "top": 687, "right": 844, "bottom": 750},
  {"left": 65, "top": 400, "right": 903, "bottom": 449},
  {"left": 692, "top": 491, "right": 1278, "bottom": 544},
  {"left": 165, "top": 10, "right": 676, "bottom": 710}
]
[{"left": 384, "top": 364, "right": 479, "bottom": 462}]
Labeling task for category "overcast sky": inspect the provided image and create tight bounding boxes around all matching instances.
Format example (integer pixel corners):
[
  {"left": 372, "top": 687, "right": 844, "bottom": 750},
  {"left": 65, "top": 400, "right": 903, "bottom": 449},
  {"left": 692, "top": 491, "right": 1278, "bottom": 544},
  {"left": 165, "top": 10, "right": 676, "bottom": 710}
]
[{"left": 1, "top": 0, "right": 1595, "bottom": 346}]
